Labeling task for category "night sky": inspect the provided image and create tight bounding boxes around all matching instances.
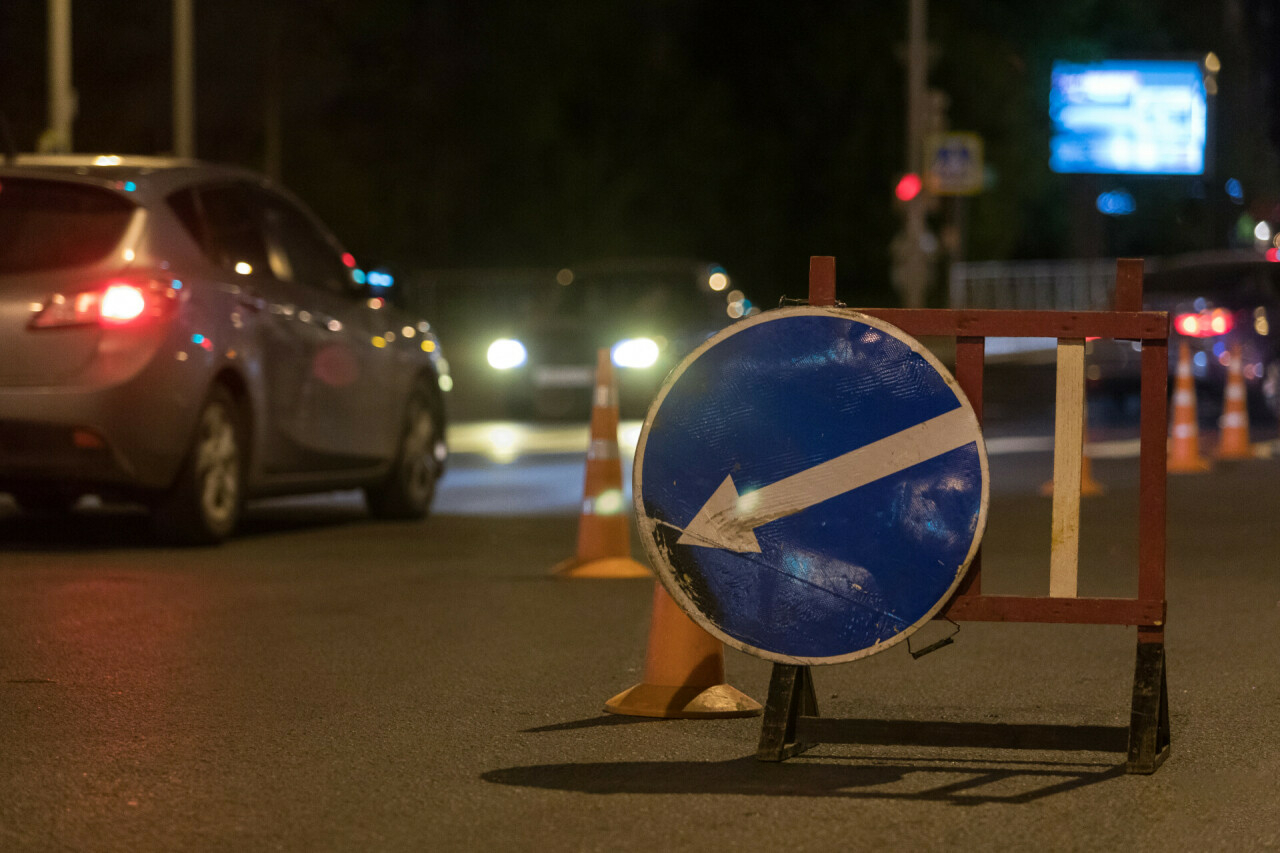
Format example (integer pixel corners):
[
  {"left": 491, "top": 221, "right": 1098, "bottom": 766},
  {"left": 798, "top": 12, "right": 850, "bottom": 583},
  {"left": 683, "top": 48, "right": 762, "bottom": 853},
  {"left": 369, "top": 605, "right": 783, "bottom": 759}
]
[{"left": 3, "top": 0, "right": 1280, "bottom": 307}]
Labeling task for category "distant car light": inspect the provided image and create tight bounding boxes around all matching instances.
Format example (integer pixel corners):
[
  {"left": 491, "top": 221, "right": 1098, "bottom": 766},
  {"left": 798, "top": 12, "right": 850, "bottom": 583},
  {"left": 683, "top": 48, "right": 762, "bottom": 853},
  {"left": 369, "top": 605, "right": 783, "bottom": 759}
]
[
  {"left": 487, "top": 338, "right": 527, "bottom": 370},
  {"left": 612, "top": 337, "right": 660, "bottom": 369},
  {"left": 1175, "top": 309, "right": 1233, "bottom": 338}
]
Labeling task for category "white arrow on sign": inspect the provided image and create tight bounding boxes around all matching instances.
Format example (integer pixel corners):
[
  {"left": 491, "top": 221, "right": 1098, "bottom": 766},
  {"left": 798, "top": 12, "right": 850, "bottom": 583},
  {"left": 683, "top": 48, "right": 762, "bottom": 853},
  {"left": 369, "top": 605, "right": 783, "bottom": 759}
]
[{"left": 677, "top": 405, "right": 978, "bottom": 553}]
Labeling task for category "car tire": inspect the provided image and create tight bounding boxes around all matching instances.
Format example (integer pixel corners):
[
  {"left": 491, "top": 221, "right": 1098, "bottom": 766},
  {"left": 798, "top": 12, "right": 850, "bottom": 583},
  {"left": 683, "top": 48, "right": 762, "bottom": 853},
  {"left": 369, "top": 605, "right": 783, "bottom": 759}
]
[
  {"left": 365, "top": 382, "right": 444, "bottom": 520},
  {"left": 151, "top": 384, "right": 245, "bottom": 545}
]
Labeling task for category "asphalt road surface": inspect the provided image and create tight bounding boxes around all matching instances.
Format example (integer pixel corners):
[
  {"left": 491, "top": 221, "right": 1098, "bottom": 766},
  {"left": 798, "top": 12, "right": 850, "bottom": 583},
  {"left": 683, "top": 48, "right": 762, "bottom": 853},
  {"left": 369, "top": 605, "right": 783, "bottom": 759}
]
[{"left": 1, "top": 405, "right": 1278, "bottom": 850}]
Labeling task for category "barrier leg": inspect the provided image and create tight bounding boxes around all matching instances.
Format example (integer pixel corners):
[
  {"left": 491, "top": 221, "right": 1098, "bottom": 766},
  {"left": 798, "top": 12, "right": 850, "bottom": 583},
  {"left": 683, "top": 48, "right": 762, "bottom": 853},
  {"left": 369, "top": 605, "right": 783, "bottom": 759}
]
[
  {"left": 1126, "top": 639, "right": 1171, "bottom": 774},
  {"left": 756, "top": 664, "right": 819, "bottom": 762}
]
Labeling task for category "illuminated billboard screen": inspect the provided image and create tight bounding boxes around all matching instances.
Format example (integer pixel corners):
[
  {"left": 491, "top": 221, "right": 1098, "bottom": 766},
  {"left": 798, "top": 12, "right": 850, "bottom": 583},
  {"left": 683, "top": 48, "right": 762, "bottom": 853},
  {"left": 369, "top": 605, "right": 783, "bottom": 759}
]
[{"left": 1049, "top": 60, "right": 1207, "bottom": 175}]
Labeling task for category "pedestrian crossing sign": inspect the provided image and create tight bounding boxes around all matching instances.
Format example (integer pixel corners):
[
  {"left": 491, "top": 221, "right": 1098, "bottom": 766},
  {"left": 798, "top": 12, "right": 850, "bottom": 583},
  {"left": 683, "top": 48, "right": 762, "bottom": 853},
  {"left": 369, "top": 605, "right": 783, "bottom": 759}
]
[{"left": 926, "top": 132, "right": 984, "bottom": 196}]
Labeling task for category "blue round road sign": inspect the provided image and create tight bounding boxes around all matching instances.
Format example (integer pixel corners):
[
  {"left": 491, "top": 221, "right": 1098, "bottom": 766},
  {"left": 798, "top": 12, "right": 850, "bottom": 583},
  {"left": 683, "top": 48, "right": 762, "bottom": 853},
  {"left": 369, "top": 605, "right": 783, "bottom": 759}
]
[{"left": 634, "top": 307, "right": 988, "bottom": 665}]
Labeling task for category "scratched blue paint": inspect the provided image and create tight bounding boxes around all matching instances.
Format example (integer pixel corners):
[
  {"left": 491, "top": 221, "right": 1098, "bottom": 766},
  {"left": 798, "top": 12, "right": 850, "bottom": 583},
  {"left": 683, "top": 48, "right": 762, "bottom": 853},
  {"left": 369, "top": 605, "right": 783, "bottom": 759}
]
[{"left": 636, "top": 309, "right": 987, "bottom": 664}]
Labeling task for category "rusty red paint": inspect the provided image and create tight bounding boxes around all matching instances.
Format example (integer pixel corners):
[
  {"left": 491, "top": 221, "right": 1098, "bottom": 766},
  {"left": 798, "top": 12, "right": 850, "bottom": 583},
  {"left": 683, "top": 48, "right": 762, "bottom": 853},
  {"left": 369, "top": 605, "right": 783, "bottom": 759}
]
[
  {"left": 808, "top": 256, "right": 836, "bottom": 307},
  {"left": 801, "top": 257, "right": 1167, "bottom": 631},
  {"left": 856, "top": 308, "right": 1166, "bottom": 340}
]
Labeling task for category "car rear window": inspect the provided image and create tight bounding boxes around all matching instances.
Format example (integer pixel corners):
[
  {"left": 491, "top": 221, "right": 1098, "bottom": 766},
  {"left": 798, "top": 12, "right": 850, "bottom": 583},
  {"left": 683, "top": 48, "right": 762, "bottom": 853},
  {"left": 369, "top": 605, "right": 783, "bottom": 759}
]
[{"left": 0, "top": 178, "right": 135, "bottom": 273}]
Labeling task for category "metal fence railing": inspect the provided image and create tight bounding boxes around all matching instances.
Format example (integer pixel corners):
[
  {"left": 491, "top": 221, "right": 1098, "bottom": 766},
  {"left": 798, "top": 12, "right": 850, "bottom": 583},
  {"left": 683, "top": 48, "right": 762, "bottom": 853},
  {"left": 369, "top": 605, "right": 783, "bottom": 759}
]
[{"left": 949, "top": 259, "right": 1119, "bottom": 311}]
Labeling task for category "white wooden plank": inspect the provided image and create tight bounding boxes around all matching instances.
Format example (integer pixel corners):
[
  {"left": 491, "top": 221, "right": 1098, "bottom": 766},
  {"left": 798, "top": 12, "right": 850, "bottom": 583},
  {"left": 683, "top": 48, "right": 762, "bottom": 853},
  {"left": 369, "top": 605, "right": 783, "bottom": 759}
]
[{"left": 1049, "top": 338, "right": 1085, "bottom": 598}]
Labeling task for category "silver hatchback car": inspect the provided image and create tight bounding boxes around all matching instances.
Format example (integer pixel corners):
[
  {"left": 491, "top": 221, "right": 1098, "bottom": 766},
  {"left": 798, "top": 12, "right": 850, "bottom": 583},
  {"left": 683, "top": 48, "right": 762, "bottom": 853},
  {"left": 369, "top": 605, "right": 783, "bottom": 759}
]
[{"left": 0, "top": 155, "right": 450, "bottom": 543}]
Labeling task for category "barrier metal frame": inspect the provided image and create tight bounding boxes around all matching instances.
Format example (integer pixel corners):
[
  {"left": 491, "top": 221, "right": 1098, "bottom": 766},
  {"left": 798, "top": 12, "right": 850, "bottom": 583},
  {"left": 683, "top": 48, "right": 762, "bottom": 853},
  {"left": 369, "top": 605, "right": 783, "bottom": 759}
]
[{"left": 756, "top": 257, "right": 1170, "bottom": 774}]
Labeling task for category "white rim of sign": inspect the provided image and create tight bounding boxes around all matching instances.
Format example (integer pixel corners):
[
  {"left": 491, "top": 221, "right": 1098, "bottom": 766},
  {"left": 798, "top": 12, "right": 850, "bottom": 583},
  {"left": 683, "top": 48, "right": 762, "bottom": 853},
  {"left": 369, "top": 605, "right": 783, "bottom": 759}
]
[{"left": 632, "top": 306, "right": 990, "bottom": 665}]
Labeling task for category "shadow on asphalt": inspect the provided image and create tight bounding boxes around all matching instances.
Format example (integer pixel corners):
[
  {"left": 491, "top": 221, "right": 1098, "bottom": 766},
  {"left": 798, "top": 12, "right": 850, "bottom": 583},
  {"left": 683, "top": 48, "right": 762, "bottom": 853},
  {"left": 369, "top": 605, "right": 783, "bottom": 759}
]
[
  {"left": 522, "top": 715, "right": 668, "bottom": 733},
  {"left": 791, "top": 718, "right": 1129, "bottom": 752},
  {"left": 483, "top": 755, "right": 1127, "bottom": 805},
  {"left": 499, "top": 716, "right": 1131, "bottom": 803}
]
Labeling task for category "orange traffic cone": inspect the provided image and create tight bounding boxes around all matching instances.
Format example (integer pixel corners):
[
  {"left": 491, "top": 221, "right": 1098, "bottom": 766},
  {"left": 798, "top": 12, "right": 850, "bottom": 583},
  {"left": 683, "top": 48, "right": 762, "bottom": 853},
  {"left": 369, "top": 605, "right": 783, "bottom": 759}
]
[
  {"left": 1168, "top": 342, "right": 1212, "bottom": 473},
  {"left": 1215, "top": 343, "right": 1252, "bottom": 460},
  {"left": 552, "top": 349, "right": 651, "bottom": 578},
  {"left": 1079, "top": 447, "right": 1106, "bottom": 496},
  {"left": 605, "top": 582, "right": 762, "bottom": 718}
]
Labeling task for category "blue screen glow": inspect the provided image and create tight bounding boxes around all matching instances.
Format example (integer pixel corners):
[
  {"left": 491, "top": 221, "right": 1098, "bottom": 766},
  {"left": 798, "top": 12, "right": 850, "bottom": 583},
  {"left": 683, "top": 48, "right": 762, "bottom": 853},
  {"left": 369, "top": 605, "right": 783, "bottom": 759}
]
[{"left": 1050, "top": 60, "right": 1207, "bottom": 175}]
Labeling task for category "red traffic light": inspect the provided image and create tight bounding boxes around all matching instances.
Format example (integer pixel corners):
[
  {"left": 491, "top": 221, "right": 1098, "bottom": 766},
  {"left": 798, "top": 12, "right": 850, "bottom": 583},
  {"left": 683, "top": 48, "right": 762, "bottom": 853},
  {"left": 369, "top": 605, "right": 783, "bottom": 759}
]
[{"left": 895, "top": 173, "right": 923, "bottom": 202}]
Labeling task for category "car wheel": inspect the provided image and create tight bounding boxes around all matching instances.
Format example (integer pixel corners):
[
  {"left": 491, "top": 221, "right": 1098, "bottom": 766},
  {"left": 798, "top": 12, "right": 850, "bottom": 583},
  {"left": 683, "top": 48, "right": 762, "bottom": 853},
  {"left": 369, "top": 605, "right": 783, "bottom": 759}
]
[
  {"left": 365, "top": 384, "right": 444, "bottom": 520},
  {"left": 10, "top": 488, "right": 79, "bottom": 516},
  {"left": 151, "top": 385, "right": 245, "bottom": 545}
]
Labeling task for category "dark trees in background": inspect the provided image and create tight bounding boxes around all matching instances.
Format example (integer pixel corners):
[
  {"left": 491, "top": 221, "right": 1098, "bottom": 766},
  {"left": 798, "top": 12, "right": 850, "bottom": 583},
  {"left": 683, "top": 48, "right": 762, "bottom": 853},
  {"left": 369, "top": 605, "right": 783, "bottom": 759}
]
[{"left": 2, "top": 0, "right": 1279, "bottom": 306}]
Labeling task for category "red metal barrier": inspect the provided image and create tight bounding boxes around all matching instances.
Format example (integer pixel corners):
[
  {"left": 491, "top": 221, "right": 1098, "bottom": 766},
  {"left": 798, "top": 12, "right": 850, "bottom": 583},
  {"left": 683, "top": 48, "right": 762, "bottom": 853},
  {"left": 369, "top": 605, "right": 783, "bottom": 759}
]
[{"left": 756, "top": 256, "right": 1170, "bottom": 774}]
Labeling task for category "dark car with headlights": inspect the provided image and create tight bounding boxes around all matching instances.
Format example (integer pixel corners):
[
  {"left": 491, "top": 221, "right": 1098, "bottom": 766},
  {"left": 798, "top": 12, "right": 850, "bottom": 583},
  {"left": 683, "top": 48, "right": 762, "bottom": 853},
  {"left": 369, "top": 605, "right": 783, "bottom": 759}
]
[
  {"left": 418, "top": 259, "right": 749, "bottom": 420},
  {"left": 1087, "top": 252, "right": 1280, "bottom": 418},
  {"left": 0, "top": 155, "right": 450, "bottom": 543}
]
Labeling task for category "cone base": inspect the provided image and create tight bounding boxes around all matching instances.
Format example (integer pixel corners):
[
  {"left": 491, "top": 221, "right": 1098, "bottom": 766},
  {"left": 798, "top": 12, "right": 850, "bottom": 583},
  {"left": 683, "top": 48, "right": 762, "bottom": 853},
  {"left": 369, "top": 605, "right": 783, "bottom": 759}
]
[
  {"left": 1168, "top": 457, "right": 1212, "bottom": 473},
  {"left": 1215, "top": 444, "right": 1253, "bottom": 461},
  {"left": 552, "top": 556, "right": 652, "bottom": 579},
  {"left": 604, "top": 682, "right": 763, "bottom": 719},
  {"left": 1039, "top": 478, "right": 1107, "bottom": 497},
  {"left": 1081, "top": 478, "right": 1106, "bottom": 497}
]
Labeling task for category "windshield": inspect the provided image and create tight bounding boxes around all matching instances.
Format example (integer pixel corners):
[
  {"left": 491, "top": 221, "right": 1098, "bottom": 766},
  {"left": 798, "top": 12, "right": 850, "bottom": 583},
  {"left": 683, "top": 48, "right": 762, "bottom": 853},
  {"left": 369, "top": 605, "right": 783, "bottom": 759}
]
[
  {"left": 0, "top": 178, "right": 135, "bottom": 273},
  {"left": 535, "top": 276, "right": 716, "bottom": 328}
]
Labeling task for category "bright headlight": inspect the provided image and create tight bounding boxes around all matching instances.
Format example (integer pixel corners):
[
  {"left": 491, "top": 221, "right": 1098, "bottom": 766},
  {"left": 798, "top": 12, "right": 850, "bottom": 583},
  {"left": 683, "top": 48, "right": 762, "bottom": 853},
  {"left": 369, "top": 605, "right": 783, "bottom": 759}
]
[
  {"left": 611, "top": 337, "right": 660, "bottom": 369},
  {"left": 487, "top": 338, "right": 527, "bottom": 370}
]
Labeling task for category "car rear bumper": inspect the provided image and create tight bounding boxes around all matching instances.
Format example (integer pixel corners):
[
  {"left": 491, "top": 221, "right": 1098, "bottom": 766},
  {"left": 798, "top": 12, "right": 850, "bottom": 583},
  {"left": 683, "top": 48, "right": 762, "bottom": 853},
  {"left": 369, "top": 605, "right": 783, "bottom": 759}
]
[
  {"left": 0, "top": 418, "right": 140, "bottom": 495},
  {"left": 0, "top": 363, "right": 209, "bottom": 496}
]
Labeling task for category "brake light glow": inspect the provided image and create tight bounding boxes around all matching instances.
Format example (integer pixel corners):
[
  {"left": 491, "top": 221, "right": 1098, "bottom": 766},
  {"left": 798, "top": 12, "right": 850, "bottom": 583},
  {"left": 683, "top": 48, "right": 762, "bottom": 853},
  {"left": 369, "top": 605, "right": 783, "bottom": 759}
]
[
  {"left": 99, "top": 284, "right": 147, "bottom": 324},
  {"left": 1174, "top": 308, "right": 1233, "bottom": 338},
  {"left": 30, "top": 278, "right": 178, "bottom": 329}
]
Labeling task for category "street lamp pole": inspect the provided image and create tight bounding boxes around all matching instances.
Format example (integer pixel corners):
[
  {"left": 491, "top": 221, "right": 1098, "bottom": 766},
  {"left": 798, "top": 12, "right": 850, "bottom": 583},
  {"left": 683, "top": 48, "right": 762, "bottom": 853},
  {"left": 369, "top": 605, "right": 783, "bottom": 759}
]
[
  {"left": 173, "top": 0, "right": 195, "bottom": 158},
  {"left": 43, "top": 0, "right": 74, "bottom": 153},
  {"left": 899, "top": 0, "right": 930, "bottom": 309}
]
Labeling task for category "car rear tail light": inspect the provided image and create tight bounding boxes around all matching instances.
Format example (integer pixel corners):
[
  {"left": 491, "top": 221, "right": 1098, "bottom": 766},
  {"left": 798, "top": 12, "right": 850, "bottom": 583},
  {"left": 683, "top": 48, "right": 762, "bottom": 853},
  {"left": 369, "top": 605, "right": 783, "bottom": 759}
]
[
  {"left": 99, "top": 284, "right": 148, "bottom": 324},
  {"left": 30, "top": 278, "right": 179, "bottom": 329},
  {"left": 1173, "top": 308, "right": 1233, "bottom": 338}
]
